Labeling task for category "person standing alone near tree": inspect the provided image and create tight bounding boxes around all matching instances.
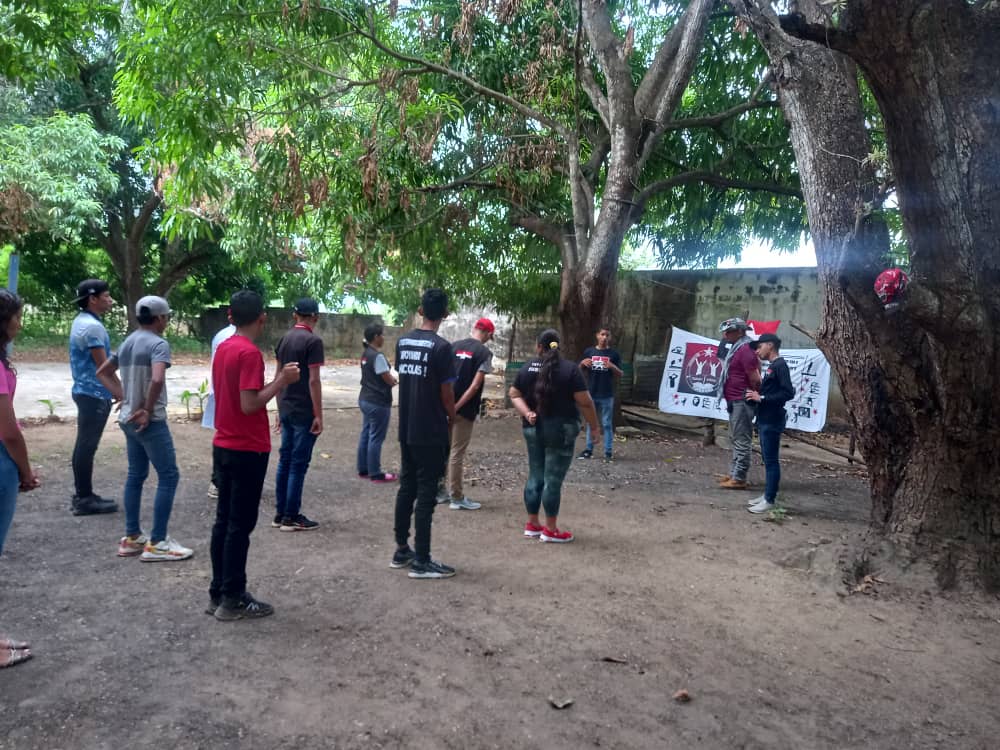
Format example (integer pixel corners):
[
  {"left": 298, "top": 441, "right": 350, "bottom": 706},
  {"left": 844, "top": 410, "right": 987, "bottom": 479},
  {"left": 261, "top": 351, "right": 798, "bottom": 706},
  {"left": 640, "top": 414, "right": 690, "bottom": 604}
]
[
  {"left": 208, "top": 290, "right": 300, "bottom": 620},
  {"left": 390, "top": 288, "right": 458, "bottom": 579},
  {"left": 68, "top": 279, "right": 118, "bottom": 516},
  {"left": 444, "top": 317, "right": 495, "bottom": 511},
  {"left": 271, "top": 298, "right": 324, "bottom": 532},
  {"left": 97, "top": 296, "right": 192, "bottom": 562},
  {"left": 578, "top": 327, "right": 622, "bottom": 462}
]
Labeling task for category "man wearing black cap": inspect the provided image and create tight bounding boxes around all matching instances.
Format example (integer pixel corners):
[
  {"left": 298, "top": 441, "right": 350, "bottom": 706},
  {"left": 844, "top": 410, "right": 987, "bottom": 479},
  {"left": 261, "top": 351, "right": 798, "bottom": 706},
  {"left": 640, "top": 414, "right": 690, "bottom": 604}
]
[
  {"left": 271, "top": 298, "right": 324, "bottom": 531},
  {"left": 745, "top": 333, "right": 795, "bottom": 514},
  {"left": 68, "top": 279, "right": 118, "bottom": 515}
]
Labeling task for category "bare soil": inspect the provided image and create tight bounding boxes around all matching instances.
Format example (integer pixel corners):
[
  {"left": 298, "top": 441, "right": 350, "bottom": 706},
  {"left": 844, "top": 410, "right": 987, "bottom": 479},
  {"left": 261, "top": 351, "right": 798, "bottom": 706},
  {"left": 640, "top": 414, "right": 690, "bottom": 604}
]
[{"left": 1, "top": 412, "right": 999, "bottom": 749}]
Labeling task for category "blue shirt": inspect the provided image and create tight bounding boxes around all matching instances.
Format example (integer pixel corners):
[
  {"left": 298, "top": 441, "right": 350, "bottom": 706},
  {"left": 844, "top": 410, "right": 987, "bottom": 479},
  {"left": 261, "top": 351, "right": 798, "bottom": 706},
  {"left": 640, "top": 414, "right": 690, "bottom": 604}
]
[{"left": 69, "top": 311, "right": 112, "bottom": 399}]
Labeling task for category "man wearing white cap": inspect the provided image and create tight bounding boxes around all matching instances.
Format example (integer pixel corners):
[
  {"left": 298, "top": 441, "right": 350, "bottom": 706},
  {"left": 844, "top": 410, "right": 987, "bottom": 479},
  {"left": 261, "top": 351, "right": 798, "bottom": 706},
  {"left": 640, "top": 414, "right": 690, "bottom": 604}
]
[
  {"left": 97, "top": 296, "right": 192, "bottom": 562},
  {"left": 716, "top": 317, "right": 761, "bottom": 490}
]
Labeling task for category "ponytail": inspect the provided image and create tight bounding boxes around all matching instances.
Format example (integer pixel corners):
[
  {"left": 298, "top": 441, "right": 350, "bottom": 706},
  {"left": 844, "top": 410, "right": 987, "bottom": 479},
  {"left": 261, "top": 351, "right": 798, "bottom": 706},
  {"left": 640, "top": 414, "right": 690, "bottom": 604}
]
[{"left": 534, "top": 329, "right": 561, "bottom": 416}]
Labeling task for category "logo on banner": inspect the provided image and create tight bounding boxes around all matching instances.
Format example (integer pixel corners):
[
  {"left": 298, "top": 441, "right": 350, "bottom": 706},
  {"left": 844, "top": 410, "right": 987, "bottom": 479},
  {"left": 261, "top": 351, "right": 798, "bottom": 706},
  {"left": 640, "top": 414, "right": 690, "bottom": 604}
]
[{"left": 679, "top": 344, "right": 722, "bottom": 395}]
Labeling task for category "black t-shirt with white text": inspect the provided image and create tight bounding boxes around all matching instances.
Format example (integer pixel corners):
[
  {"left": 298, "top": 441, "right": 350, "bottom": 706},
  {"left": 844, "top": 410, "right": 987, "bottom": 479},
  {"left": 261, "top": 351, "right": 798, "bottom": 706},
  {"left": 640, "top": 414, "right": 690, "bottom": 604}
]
[
  {"left": 512, "top": 357, "right": 588, "bottom": 427},
  {"left": 395, "top": 328, "right": 455, "bottom": 444},
  {"left": 452, "top": 337, "right": 494, "bottom": 421},
  {"left": 582, "top": 346, "right": 622, "bottom": 400}
]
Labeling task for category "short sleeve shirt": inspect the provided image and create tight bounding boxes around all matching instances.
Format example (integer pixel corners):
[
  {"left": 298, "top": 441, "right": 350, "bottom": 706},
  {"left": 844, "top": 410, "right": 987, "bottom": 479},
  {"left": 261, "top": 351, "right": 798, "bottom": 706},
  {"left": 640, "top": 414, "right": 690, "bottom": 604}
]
[
  {"left": 212, "top": 335, "right": 270, "bottom": 453},
  {"left": 113, "top": 329, "right": 171, "bottom": 423},
  {"left": 69, "top": 311, "right": 112, "bottom": 399},
  {"left": 275, "top": 325, "right": 324, "bottom": 421},
  {"left": 512, "top": 357, "right": 587, "bottom": 427},
  {"left": 582, "top": 346, "right": 622, "bottom": 400},
  {"left": 395, "top": 329, "right": 455, "bottom": 445},
  {"left": 452, "top": 337, "right": 494, "bottom": 421},
  {"left": 0, "top": 360, "right": 17, "bottom": 444},
  {"left": 723, "top": 342, "right": 760, "bottom": 402}
]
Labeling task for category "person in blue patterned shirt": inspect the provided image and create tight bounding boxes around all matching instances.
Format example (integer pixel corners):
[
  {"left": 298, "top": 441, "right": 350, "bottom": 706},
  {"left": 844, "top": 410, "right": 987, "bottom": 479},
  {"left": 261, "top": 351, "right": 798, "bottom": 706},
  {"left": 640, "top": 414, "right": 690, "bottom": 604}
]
[{"left": 68, "top": 279, "right": 118, "bottom": 516}]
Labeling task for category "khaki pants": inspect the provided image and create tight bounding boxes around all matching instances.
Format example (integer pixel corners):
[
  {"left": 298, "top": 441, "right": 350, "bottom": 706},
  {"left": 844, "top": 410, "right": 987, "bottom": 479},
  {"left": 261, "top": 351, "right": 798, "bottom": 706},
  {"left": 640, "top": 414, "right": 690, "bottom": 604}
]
[{"left": 447, "top": 415, "right": 476, "bottom": 500}]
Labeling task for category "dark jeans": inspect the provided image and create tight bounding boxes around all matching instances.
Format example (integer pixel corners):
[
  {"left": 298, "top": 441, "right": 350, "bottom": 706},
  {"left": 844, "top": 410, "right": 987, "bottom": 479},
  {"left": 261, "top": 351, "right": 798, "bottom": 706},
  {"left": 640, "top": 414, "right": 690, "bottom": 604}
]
[
  {"left": 758, "top": 420, "right": 784, "bottom": 502},
  {"left": 210, "top": 446, "right": 270, "bottom": 603},
  {"left": 72, "top": 393, "right": 111, "bottom": 497},
  {"left": 394, "top": 442, "right": 448, "bottom": 563},
  {"left": 523, "top": 416, "right": 579, "bottom": 518},
  {"left": 275, "top": 414, "right": 318, "bottom": 518},
  {"left": 120, "top": 420, "right": 180, "bottom": 542},
  {"left": 357, "top": 399, "right": 391, "bottom": 476}
]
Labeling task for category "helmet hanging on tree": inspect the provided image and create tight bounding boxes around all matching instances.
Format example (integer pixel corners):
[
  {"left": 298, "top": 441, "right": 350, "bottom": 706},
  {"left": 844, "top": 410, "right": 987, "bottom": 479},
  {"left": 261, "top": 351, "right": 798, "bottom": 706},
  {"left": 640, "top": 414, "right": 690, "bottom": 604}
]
[{"left": 874, "top": 268, "right": 909, "bottom": 311}]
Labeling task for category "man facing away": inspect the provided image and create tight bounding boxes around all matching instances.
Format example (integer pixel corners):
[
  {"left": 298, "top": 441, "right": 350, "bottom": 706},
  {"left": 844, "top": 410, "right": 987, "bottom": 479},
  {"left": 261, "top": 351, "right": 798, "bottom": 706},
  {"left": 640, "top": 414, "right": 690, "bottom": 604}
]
[
  {"left": 444, "top": 317, "right": 495, "bottom": 511},
  {"left": 390, "top": 288, "right": 458, "bottom": 579},
  {"left": 209, "top": 290, "right": 299, "bottom": 620},
  {"left": 68, "top": 279, "right": 118, "bottom": 515},
  {"left": 578, "top": 327, "right": 623, "bottom": 462},
  {"left": 271, "top": 297, "right": 324, "bottom": 532},
  {"left": 716, "top": 317, "right": 761, "bottom": 490},
  {"left": 97, "top": 296, "right": 192, "bottom": 561},
  {"left": 202, "top": 317, "right": 236, "bottom": 498}
]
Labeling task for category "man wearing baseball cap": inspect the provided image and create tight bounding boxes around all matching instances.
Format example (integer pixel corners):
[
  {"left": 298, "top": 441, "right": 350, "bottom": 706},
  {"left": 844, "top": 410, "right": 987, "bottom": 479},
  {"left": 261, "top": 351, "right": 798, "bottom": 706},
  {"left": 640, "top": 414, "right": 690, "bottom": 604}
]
[
  {"left": 443, "top": 317, "right": 495, "bottom": 510},
  {"left": 68, "top": 279, "right": 118, "bottom": 516},
  {"left": 716, "top": 317, "right": 761, "bottom": 490},
  {"left": 271, "top": 297, "right": 325, "bottom": 531},
  {"left": 97, "top": 296, "right": 193, "bottom": 561}
]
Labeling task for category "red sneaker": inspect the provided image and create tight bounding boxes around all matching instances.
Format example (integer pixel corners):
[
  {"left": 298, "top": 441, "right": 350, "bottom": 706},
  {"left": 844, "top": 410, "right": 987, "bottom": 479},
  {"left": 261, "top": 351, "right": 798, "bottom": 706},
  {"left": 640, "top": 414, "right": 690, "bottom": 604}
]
[
  {"left": 371, "top": 473, "right": 398, "bottom": 483},
  {"left": 540, "top": 527, "right": 574, "bottom": 544},
  {"left": 524, "top": 521, "right": 544, "bottom": 538}
]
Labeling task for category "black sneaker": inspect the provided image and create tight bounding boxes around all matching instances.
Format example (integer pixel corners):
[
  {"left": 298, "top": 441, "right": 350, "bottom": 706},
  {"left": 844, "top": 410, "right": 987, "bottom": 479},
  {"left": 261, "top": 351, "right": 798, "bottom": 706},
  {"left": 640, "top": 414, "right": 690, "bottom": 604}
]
[
  {"left": 603, "top": 452, "right": 613, "bottom": 463},
  {"left": 270, "top": 514, "right": 283, "bottom": 528},
  {"left": 577, "top": 450, "right": 593, "bottom": 460},
  {"left": 71, "top": 494, "right": 118, "bottom": 516},
  {"left": 408, "top": 559, "right": 456, "bottom": 579},
  {"left": 214, "top": 593, "right": 274, "bottom": 621},
  {"left": 279, "top": 514, "right": 319, "bottom": 532},
  {"left": 390, "top": 547, "right": 415, "bottom": 569},
  {"left": 204, "top": 597, "right": 221, "bottom": 616}
]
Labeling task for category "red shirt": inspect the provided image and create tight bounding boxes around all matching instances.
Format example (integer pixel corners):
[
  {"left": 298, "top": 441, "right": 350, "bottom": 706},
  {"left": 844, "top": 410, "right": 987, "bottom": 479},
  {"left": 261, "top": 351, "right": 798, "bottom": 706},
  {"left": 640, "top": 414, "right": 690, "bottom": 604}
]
[
  {"left": 723, "top": 343, "right": 761, "bottom": 402},
  {"left": 212, "top": 334, "right": 270, "bottom": 453}
]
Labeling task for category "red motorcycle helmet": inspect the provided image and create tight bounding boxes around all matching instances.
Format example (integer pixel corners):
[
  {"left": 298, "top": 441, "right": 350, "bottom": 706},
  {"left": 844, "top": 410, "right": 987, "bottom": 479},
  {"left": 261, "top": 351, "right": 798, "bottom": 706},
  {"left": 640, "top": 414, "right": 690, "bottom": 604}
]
[{"left": 874, "top": 268, "right": 909, "bottom": 305}]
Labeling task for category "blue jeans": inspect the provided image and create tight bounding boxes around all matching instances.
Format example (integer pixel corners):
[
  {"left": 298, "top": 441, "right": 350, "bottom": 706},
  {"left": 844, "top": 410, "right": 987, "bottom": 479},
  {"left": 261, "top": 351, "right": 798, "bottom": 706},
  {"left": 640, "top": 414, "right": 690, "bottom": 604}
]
[
  {"left": 357, "top": 400, "right": 391, "bottom": 476},
  {"left": 275, "top": 414, "right": 318, "bottom": 518},
  {"left": 523, "top": 416, "right": 579, "bottom": 519},
  {"left": 0, "top": 444, "right": 20, "bottom": 555},
  {"left": 120, "top": 420, "right": 180, "bottom": 543},
  {"left": 585, "top": 397, "right": 614, "bottom": 455},
  {"left": 758, "top": 420, "right": 784, "bottom": 502}
]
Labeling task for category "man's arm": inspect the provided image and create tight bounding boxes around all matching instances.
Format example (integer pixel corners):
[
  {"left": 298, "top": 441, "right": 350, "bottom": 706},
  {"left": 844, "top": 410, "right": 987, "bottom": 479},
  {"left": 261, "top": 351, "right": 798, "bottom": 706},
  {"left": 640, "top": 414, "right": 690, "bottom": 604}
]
[
  {"left": 89, "top": 347, "right": 108, "bottom": 369},
  {"left": 95, "top": 357, "right": 124, "bottom": 402},
  {"left": 126, "top": 360, "right": 167, "bottom": 431},
  {"left": 440, "top": 381, "right": 456, "bottom": 422},
  {"left": 241, "top": 363, "right": 299, "bottom": 415},
  {"left": 454, "top": 371, "right": 486, "bottom": 412},
  {"left": 308, "top": 365, "right": 323, "bottom": 435}
]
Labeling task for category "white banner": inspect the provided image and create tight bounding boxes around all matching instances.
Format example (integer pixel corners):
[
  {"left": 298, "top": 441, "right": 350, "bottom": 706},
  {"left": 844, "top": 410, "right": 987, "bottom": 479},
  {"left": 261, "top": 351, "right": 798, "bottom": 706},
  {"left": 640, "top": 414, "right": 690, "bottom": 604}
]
[{"left": 658, "top": 326, "right": 830, "bottom": 432}]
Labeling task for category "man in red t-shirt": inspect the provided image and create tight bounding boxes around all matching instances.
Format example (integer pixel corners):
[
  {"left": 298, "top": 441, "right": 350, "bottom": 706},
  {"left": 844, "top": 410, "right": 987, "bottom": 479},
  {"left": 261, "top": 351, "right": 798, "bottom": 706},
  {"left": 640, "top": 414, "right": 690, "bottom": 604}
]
[
  {"left": 208, "top": 290, "right": 300, "bottom": 621},
  {"left": 717, "top": 317, "right": 761, "bottom": 490}
]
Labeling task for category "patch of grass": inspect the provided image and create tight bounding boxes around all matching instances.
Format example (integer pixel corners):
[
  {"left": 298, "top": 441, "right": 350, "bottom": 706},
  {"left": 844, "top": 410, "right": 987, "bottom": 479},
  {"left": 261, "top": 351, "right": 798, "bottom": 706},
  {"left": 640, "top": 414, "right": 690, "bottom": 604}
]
[{"left": 762, "top": 506, "right": 790, "bottom": 524}]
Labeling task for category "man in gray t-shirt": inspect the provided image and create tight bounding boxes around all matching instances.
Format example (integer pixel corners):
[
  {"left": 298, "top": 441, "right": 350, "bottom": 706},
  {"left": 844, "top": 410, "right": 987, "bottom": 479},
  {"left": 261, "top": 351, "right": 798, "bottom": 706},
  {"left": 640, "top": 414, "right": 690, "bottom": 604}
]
[{"left": 97, "top": 296, "right": 192, "bottom": 562}]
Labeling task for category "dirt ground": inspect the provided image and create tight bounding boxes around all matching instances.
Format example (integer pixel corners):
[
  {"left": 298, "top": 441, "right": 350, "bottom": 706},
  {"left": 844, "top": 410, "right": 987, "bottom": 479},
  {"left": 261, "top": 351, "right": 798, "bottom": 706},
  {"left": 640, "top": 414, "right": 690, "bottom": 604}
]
[{"left": 1, "top": 410, "right": 999, "bottom": 750}]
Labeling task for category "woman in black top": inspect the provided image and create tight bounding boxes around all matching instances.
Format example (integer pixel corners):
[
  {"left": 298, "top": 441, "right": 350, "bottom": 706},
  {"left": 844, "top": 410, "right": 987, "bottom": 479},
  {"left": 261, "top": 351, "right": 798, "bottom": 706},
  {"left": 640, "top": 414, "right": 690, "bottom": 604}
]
[
  {"left": 509, "top": 329, "right": 600, "bottom": 543},
  {"left": 357, "top": 324, "right": 398, "bottom": 482},
  {"left": 745, "top": 333, "right": 796, "bottom": 514}
]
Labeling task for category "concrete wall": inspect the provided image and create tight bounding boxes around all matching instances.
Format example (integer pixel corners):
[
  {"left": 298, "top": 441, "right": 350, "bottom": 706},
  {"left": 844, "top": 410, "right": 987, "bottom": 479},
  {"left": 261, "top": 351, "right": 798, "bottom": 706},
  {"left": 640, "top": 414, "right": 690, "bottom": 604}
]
[{"left": 199, "top": 308, "right": 405, "bottom": 359}]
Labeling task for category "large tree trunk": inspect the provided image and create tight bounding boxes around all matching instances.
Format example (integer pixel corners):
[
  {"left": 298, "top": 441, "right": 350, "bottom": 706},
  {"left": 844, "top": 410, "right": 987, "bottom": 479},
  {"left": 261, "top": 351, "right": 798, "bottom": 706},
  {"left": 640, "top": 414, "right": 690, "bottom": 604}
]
[{"left": 735, "top": 0, "right": 1000, "bottom": 589}]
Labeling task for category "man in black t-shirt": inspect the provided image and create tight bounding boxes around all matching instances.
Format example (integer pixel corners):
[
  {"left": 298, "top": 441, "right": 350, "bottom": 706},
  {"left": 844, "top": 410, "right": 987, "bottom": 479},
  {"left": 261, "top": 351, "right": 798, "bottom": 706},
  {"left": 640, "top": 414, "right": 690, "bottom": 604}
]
[
  {"left": 391, "top": 289, "right": 458, "bottom": 579},
  {"left": 444, "top": 318, "right": 495, "bottom": 511},
  {"left": 272, "top": 298, "right": 324, "bottom": 532},
  {"left": 579, "top": 327, "right": 623, "bottom": 461}
]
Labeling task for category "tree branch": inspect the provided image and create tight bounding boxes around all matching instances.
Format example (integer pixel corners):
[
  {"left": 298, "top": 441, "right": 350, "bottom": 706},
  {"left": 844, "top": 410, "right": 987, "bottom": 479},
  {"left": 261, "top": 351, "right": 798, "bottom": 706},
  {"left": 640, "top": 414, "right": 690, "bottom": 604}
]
[
  {"left": 342, "top": 10, "right": 569, "bottom": 138},
  {"left": 129, "top": 192, "right": 162, "bottom": 249},
  {"left": 778, "top": 13, "right": 858, "bottom": 55},
  {"left": 633, "top": 169, "right": 802, "bottom": 219},
  {"left": 666, "top": 74, "right": 777, "bottom": 130},
  {"left": 578, "top": 63, "right": 610, "bottom": 132},
  {"left": 154, "top": 244, "right": 215, "bottom": 298}
]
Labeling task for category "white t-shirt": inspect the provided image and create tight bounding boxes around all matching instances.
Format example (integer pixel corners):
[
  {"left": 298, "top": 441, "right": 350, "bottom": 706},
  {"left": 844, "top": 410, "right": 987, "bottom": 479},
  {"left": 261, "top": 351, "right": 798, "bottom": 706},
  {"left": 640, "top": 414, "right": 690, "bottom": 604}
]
[{"left": 201, "top": 324, "right": 236, "bottom": 429}]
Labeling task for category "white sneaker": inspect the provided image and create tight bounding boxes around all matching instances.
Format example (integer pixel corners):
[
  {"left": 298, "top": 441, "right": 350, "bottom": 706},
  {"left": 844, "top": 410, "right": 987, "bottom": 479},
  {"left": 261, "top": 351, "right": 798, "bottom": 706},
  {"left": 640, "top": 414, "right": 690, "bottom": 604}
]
[
  {"left": 747, "top": 494, "right": 766, "bottom": 507},
  {"left": 140, "top": 536, "right": 194, "bottom": 562},
  {"left": 435, "top": 489, "right": 450, "bottom": 505},
  {"left": 449, "top": 496, "right": 482, "bottom": 510},
  {"left": 207, "top": 482, "right": 218, "bottom": 499},
  {"left": 748, "top": 499, "right": 776, "bottom": 514}
]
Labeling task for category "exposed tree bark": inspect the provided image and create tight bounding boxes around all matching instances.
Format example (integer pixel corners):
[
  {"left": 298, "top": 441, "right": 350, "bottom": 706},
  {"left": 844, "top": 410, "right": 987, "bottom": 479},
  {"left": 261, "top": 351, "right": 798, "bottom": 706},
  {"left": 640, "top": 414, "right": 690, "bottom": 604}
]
[{"left": 732, "top": 0, "right": 1000, "bottom": 589}]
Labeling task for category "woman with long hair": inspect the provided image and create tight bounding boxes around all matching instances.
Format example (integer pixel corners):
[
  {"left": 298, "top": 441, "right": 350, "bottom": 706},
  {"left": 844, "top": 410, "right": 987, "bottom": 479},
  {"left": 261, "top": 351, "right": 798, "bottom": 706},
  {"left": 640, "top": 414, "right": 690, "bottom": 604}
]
[
  {"left": 0, "top": 288, "right": 40, "bottom": 669},
  {"left": 508, "top": 329, "right": 600, "bottom": 543}
]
